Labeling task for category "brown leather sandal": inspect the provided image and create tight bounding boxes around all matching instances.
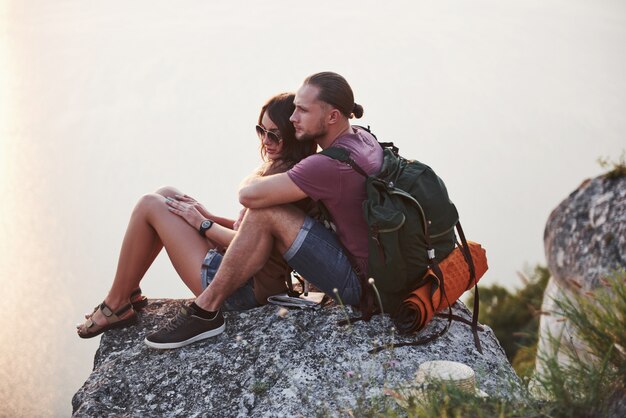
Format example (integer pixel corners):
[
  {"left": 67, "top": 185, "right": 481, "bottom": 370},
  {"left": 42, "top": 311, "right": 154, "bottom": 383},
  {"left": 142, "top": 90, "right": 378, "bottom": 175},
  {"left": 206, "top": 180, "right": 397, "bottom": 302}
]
[
  {"left": 84, "top": 288, "right": 148, "bottom": 320},
  {"left": 130, "top": 287, "right": 148, "bottom": 311},
  {"left": 78, "top": 301, "right": 137, "bottom": 339}
]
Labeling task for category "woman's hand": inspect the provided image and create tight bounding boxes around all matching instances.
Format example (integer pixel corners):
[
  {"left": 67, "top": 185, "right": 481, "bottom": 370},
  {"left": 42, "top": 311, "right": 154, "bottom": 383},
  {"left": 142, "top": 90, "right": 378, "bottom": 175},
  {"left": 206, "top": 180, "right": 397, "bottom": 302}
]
[
  {"left": 174, "top": 194, "right": 212, "bottom": 219},
  {"left": 165, "top": 197, "right": 205, "bottom": 230}
]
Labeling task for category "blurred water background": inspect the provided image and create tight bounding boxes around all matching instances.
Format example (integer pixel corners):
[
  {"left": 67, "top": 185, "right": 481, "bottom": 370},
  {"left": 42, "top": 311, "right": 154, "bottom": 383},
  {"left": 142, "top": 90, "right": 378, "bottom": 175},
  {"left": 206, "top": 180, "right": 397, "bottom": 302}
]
[{"left": 1, "top": 0, "right": 625, "bottom": 416}]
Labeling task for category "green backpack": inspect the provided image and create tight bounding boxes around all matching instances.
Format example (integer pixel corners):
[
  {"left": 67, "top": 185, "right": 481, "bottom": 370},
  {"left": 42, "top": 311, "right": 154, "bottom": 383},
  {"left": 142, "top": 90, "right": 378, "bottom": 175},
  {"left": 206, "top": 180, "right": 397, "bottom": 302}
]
[
  {"left": 320, "top": 128, "right": 483, "bottom": 352},
  {"left": 320, "top": 139, "right": 458, "bottom": 314}
]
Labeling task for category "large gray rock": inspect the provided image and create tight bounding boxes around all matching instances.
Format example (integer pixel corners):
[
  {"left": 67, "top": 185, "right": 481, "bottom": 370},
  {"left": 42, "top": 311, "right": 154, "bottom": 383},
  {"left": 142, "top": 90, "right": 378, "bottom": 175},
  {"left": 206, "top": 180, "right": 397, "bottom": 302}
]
[
  {"left": 72, "top": 300, "right": 522, "bottom": 417},
  {"left": 544, "top": 175, "right": 626, "bottom": 292},
  {"left": 537, "top": 175, "right": 626, "bottom": 376}
]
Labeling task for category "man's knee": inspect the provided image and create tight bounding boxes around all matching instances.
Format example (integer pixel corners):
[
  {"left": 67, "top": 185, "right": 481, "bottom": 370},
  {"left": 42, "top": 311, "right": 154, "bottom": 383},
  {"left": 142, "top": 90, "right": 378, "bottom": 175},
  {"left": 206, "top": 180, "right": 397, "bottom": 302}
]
[
  {"left": 243, "top": 205, "right": 306, "bottom": 253},
  {"left": 244, "top": 205, "right": 305, "bottom": 227}
]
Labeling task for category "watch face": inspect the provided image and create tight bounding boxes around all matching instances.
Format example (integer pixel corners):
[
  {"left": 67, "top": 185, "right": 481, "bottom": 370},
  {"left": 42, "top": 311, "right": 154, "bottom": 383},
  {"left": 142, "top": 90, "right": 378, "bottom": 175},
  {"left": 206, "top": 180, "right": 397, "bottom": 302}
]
[{"left": 201, "top": 220, "right": 212, "bottom": 229}]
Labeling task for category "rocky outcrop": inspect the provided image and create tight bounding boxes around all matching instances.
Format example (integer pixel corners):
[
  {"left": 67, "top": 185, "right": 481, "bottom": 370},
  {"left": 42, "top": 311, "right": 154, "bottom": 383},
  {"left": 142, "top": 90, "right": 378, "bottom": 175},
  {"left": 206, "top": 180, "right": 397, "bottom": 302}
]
[
  {"left": 537, "top": 175, "right": 626, "bottom": 373},
  {"left": 544, "top": 175, "right": 626, "bottom": 292},
  {"left": 73, "top": 300, "right": 521, "bottom": 417}
]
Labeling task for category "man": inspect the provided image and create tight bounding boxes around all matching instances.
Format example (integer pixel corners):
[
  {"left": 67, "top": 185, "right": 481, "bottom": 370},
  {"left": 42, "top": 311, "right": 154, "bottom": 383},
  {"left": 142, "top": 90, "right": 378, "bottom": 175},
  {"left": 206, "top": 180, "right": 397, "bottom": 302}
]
[{"left": 145, "top": 72, "right": 383, "bottom": 349}]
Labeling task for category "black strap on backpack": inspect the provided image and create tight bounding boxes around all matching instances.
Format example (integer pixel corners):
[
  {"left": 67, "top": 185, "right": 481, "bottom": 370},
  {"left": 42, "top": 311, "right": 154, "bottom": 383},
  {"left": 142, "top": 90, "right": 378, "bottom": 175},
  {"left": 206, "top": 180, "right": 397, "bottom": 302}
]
[{"left": 454, "top": 222, "right": 482, "bottom": 353}]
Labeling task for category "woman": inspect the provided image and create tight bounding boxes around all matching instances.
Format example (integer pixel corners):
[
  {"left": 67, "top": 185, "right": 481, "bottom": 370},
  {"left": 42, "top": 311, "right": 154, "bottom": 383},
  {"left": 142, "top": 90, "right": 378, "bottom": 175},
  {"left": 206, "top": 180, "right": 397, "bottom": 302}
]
[{"left": 77, "top": 93, "right": 316, "bottom": 338}]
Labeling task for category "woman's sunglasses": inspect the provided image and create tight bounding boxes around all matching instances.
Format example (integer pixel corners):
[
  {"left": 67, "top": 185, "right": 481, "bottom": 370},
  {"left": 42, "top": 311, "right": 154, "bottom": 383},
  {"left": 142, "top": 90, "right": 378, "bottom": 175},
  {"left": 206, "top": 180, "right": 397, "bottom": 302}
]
[{"left": 255, "top": 124, "right": 283, "bottom": 145}]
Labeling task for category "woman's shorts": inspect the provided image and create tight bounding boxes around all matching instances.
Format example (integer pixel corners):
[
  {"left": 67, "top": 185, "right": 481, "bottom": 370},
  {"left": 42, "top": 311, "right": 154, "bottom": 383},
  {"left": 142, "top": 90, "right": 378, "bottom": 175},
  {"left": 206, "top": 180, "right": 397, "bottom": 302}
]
[
  {"left": 283, "top": 216, "right": 361, "bottom": 306},
  {"left": 201, "top": 249, "right": 260, "bottom": 311}
]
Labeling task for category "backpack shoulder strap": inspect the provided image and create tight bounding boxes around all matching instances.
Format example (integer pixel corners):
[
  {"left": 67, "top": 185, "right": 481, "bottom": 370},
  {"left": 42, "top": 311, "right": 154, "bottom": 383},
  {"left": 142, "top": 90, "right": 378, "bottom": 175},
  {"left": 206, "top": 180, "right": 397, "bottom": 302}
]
[
  {"left": 320, "top": 125, "right": 396, "bottom": 176},
  {"left": 353, "top": 125, "right": 399, "bottom": 154},
  {"left": 319, "top": 146, "right": 351, "bottom": 162},
  {"left": 353, "top": 126, "right": 400, "bottom": 156},
  {"left": 319, "top": 147, "right": 369, "bottom": 178}
]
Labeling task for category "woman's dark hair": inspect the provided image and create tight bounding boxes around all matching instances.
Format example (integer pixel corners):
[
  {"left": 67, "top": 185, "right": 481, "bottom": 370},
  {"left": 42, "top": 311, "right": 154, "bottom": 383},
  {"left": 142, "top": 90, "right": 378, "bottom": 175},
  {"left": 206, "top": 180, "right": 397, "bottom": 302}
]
[
  {"left": 258, "top": 92, "right": 317, "bottom": 167},
  {"left": 303, "top": 72, "right": 364, "bottom": 119}
]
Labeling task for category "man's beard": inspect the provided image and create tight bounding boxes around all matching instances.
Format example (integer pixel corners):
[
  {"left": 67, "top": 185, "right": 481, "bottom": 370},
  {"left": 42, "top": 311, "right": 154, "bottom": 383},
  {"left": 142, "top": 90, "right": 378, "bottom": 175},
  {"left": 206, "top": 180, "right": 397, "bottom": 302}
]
[{"left": 296, "top": 118, "right": 327, "bottom": 142}]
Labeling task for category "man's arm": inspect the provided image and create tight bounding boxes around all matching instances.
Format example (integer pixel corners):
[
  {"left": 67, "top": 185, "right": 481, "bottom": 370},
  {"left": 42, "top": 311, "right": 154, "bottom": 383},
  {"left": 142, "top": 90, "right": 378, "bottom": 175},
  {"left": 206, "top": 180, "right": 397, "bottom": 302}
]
[{"left": 239, "top": 172, "right": 307, "bottom": 208}]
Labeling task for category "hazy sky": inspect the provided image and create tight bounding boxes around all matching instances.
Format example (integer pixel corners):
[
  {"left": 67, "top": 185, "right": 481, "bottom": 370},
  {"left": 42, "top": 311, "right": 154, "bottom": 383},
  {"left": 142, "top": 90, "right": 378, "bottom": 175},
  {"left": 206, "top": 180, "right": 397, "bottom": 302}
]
[
  {"left": 4, "top": 0, "right": 624, "bottom": 288},
  {"left": 1, "top": 0, "right": 625, "bottom": 415}
]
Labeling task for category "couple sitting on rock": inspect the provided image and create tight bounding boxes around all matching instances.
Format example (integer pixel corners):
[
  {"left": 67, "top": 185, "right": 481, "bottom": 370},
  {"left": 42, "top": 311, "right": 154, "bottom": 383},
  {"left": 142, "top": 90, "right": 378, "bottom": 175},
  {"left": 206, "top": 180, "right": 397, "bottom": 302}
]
[{"left": 77, "top": 71, "right": 385, "bottom": 349}]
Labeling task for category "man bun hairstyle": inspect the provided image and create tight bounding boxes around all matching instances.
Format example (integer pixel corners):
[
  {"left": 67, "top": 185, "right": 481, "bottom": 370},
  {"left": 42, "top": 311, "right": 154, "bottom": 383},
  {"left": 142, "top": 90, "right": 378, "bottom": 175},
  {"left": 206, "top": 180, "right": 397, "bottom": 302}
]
[
  {"left": 352, "top": 102, "right": 364, "bottom": 119},
  {"left": 304, "top": 71, "right": 364, "bottom": 119}
]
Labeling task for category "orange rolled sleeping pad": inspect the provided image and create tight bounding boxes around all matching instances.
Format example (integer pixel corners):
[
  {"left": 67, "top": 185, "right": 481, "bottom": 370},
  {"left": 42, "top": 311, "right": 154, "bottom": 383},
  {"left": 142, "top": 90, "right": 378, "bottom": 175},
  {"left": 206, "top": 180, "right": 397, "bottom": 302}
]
[
  {"left": 395, "top": 241, "right": 488, "bottom": 334},
  {"left": 398, "top": 272, "right": 442, "bottom": 333}
]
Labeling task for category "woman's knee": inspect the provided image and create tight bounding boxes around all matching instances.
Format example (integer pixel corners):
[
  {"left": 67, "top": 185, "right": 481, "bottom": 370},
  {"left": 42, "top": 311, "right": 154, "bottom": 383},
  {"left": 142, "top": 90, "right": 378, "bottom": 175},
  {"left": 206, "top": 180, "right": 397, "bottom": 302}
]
[
  {"left": 133, "top": 192, "right": 167, "bottom": 217},
  {"left": 132, "top": 186, "right": 180, "bottom": 215},
  {"left": 154, "top": 186, "right": 182, "bottom": 198}
]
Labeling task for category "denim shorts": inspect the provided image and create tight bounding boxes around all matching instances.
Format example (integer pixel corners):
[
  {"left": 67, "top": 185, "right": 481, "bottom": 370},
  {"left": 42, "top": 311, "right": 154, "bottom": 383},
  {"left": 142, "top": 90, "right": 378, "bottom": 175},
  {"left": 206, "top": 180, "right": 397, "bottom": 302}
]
[
  {"left": 283, "top": 216, "right": 362, "bottom": 306},
  {"left": 201, "top": 249, "right": 260, "bottom": 311}
]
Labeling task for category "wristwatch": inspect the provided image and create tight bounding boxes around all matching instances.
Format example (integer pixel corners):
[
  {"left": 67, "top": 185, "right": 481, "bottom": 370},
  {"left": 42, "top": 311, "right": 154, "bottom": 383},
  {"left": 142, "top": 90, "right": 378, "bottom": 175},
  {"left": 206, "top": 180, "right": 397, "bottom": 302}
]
[{"left": 198, "top": 219, "right": 214, "bottom": 237}]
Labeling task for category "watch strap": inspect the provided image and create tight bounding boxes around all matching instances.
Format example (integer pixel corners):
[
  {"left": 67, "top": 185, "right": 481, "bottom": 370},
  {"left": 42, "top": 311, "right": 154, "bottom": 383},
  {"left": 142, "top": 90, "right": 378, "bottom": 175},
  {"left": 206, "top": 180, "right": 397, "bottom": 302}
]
[{"left": 198, "top": 219, "right": 213, "bottom": 236}]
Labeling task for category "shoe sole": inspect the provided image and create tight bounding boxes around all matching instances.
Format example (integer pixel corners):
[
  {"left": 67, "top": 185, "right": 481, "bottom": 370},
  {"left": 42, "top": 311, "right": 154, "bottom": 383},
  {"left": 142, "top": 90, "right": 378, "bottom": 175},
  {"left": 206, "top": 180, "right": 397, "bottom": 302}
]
[{"left": 143, "top": 322, "right": 225, "bottom": 350}]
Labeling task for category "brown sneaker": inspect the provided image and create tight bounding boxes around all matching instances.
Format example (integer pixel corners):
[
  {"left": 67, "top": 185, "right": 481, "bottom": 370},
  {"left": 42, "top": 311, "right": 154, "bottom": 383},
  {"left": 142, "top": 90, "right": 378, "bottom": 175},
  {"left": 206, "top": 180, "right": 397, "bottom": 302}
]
[{"left": 144, "top": 305, "right": 224, "bottom": 350}]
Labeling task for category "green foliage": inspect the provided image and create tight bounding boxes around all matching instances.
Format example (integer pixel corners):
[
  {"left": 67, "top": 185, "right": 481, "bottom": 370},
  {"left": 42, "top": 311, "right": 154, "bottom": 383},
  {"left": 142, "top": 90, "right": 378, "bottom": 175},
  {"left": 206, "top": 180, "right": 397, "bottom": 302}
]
[
  {"left": 535, "top": 348, "right": 619, "bottom": 418},
  {"left": 533, "top": 270, "right": 626, "bottom": 417},
  {"left": 597, "top": 151, "right": 626, "bottom": 179},
  {"left": 251, "top": 380, "right": 269, "bottom": 395},
  {"left": 510, "top": 344, "right": 538, "bottom": 382},
  {"left": 392, "top": 382, "right": 538, "bottom": 418},
  {"left": 555, "top": 269, "right": 626, "bottom": 383},
  {"left": 467, "top": 265, "right": 549, "bottom": 378}
]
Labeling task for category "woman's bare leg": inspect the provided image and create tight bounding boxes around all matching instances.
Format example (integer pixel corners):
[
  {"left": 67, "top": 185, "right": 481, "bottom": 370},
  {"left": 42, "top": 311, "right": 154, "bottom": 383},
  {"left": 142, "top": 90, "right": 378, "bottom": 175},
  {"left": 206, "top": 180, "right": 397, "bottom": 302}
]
[
  {"left": 79, "top": 187, "right": 215, "bottom": 334},
  {"left": 104, "top": 186, "right": 185, "bottom": 303}
]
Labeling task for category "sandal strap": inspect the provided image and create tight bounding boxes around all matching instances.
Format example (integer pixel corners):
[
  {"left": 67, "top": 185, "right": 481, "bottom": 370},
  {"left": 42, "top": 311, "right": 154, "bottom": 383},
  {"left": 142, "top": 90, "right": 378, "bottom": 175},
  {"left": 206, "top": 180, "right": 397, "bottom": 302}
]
[
  {"left": 90, "top": 294, "right": 138, "bottom": 316},
  {"left": 100, "top": 303, "right": 114, "bottom": 317},
  {"left": 99, "top": 301, "right": 133, "bottom": 321},
  {"left": 130, "top": 288, "right": 142, "bottom": 299},
  {"left": 79, "top": 300, "right": 137, "bottom": 338}
]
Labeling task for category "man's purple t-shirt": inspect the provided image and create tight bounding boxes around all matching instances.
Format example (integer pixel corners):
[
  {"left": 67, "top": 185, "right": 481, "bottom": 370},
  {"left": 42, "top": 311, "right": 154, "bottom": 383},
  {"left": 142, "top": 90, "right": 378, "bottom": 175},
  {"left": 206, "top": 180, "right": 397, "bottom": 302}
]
[{"left": 287, "top": 127, "right": 383, "bottom": 277}]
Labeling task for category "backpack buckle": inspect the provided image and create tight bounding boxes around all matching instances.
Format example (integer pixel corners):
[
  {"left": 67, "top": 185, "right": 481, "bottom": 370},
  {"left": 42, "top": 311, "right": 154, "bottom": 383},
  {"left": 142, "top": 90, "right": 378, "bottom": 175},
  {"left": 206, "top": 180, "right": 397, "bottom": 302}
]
[{"left": 427, "top": 248, "right": 436, "bottom": 260}]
